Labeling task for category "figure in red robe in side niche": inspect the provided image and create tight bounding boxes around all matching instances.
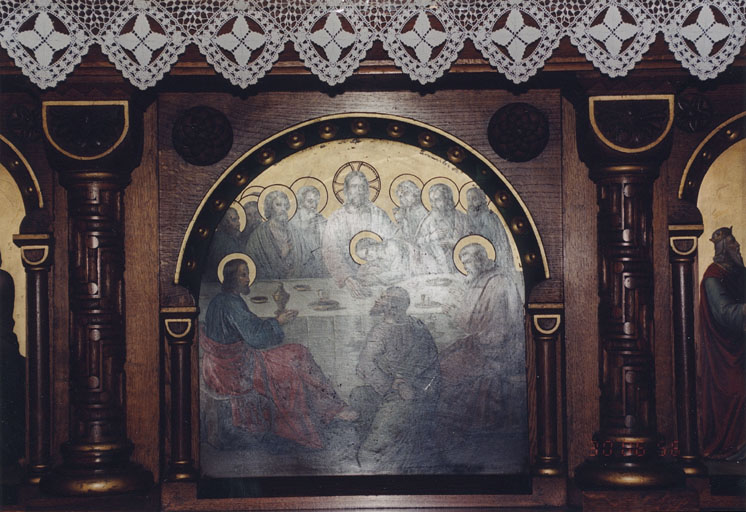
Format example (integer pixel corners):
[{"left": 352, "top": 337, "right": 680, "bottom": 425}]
[
  {"left": 699, "top": 227, "right": 746, "bottom": 461},
  {"left": 200, "top": 257, "right": 357, "bottom": 449}
]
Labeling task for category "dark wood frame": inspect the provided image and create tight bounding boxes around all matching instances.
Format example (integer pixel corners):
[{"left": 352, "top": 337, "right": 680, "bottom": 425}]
[{"left": 162, "top": 111, "right": 565, "bottom": 500}]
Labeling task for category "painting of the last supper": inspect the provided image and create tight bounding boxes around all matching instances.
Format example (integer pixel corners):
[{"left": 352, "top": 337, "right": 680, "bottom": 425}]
[{"left": 197, "top": 136, "right": 529, "bottom": 479}]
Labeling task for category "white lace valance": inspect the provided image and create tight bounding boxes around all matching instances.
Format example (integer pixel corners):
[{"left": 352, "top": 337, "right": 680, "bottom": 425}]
[{"left": 1, "top": 0, "right": 744, "bottom": 90}]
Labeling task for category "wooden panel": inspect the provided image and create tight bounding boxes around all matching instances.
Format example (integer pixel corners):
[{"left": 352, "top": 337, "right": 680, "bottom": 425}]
[
  {"left": 654, "top": 153, "right": 675, "bottom": 450},
  {"left": 560, "top": 97, "right": 598, "bottom": 482},
  {"left": 161, "top": 477, "right": 566, "bottom": 511},
  {"left": 124, "top": 102, "right": 160, "bottom": 479},
  {"left": 51, "top": 174, "right": 68, "bottom": 468},
  {"left": 158, "top": 88, "right": 564, "bottom": 306}
]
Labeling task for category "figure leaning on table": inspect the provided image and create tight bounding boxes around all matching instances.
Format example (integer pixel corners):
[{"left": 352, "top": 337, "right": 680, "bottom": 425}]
[{"left": 200, "top": 257, "right": 357, "bottom": 450}]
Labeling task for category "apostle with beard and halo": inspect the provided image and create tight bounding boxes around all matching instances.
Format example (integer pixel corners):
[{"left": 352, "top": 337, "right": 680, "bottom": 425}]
[
  {"left": 322, "top": 170, "right": 395, "bottom": 298},
  {"left": 437, "top": 240, "right": 525, "bottom": 439},
  {"left": 464, "top": 187, "right": 512, "bottom": 263},
  {"left": 392, "top": 179, "right": 427, "bottom": 241},
  {"left": 416, "top": 182, "right": 470, "bottom": 274},
  {"left": 205, "top": 206, "right": 243, "bottom": 282},
  {"left": 289, "top": 185, "right": 329, "bottom": 277},
  {"left": 200, "top": 256, "right": 357, "bottom": 450},
  {"left": 246, "top": 189, "right": 312, "bottom": 280},
  {"left": 699, "top": 227, "right": 746, "bottom": 461}
]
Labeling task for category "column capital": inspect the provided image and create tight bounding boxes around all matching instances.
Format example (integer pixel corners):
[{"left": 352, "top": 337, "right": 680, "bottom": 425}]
[
  {"left": 41, "top": 99, "right": 143, "bottom": 179},
  {"left": 13, "top": 233, "right": 53, "bottom": 270},
  {"left": 161, "top": 307, "right": 199, "bottom": 347},
  {"left": 577, "top": 95, "right": 675, "bottom": 178},
  {"left": 668, "top": 225, "right": 704, "bottom": 263}
]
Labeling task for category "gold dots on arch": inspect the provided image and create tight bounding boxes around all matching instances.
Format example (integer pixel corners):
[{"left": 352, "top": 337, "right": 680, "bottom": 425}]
[
  {"left": 217, "top": 253, "right": 256, "bottom": 285},
  {"left": 453, "top": 235, "right": 496, "bottom": 276},
  {"left": 257, "top": 184, "right": 297, "bottom": 221}
]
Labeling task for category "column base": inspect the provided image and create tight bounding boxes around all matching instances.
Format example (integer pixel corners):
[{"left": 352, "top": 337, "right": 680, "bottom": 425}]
[
  {"left": 41, "top": 441, "right": 152, "bottom": 496},
  {"left": 165, "top": 460, "right": 199, "bottom": 482},
  {"left": 41, "top": 462, "right": 152, "bottom": 496},
  {"left": 533, "top": 456, "right": 564, "bottom": 476},
  {"left": 678, "top": 455, "right": 708, "bottom": 477},
  {"left": 26, "top": 464, "right": 52, "bottom": 485},
  {"left": 575, "top": 456, "right": 685, "bottom": 490}
]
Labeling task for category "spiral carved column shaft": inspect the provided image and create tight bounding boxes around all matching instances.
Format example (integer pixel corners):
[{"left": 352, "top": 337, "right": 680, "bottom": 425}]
[
  {"left": 574, "top": 95, "right": 683, "bottom": 489},
  {"left": 40, "top": 99, "right": 151, "bottom": 495}
]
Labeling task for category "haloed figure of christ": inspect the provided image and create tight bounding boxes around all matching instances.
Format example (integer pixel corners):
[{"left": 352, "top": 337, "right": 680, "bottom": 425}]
[
  {"left": 699, "top": 227, "right": 746, "bottom": 461},
  {"left": 200, "top": 258, "right": 357, "bottom": 450},
  {"left": 1, "top": 248, "right": 24, "bottom": 471}
]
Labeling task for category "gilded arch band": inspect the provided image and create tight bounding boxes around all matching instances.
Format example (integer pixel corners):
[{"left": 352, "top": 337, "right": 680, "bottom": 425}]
[{"left": 175, "top": 113, "right": 549, "bottom": 297}]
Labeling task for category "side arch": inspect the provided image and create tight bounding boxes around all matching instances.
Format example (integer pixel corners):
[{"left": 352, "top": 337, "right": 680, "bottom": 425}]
[
  {"left": 678, "top": 111, "right": 746, "bottom": 204},
  {"left": 175, "top": 113, "right": 549, "bottom": 299},
  {"left": 0, "top": 134, "right": 44, "bottom": 214}
]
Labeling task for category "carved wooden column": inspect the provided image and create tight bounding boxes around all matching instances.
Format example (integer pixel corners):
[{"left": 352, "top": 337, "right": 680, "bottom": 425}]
[
  {"left": 574, "top": 95, "right": 683, "bottom": 489},
  {"left": 40, "top": 100, "right": 152, "bottom": 495},
  {"left": 13, "top": 232, "right": 53, "bottom": 484},
  {"left": 529, "top": 305, "right": 564, "bottom": 476},
  {"left": 668, "top": 226, "right": 707, "bottom": 476},
  {"left": 161, "top": 307, "right": 199, "bottom": 481}
]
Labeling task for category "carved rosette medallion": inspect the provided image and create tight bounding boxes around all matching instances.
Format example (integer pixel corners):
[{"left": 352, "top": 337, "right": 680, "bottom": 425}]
[
  {"left": 172, "top": 106, "right": 234, "bottom": 166},
  {"left": 3, "top": 103, "right": 41, "bottom": 145},
  {"left": 674, "top": 92, "right": 712, "bottom": 134},
  {"left": 487, "top": 102, "right": 549, "bottom": 162}
]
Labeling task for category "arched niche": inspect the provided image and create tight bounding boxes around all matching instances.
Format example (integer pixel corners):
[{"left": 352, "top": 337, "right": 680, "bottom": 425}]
[
  {"left": 173, "top": 113, "right": 551, "bottom": 483},
  {"left": 0, "top": 134, "right": 45, "bottom": 357},
  {"left": 175, "top": 113, "right": 549, "bottom": 298},
  {"left": 666, "top": 111, "right": 745, "bottom": 476}
]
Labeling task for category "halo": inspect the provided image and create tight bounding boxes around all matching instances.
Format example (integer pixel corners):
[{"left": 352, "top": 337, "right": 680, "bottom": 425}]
[
  {"left": 239, "top": 185, "right": 264, "bottom": 202},
  {"left": 291, "top": 176, "right": 329, "bottom": 214},
  {"left": 217, "top": 253, "right": 256, "bottom": 285},
  {"left": 349, "top": 230, "right": 383, "bottom": 265},
  {"left": 229, "top": 201, "right": 247, "bottom": 232},
  {"left": 453, "top": 235, "right": 496, "bottom": 276},
  {"left": 332, "top": 161, "right": 381, "bottom": 204},
  {"left": 257, "top": 184, "right": 297, "bottom": 221},
  {"left": 389, "top": 174, "right": 424, "bottom": 207},
  {"left": 421, "top": 177, "right": 459, "bottom": 211}
]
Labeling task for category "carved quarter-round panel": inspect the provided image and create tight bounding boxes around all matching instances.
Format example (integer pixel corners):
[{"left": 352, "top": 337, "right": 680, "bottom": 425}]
[
  {"left": 172, "top": 106, "right": 233, "bottom": 166},
  {"left": 43, "top": 102, "right": 127, "bottom": 159},
  {"left": 488, "top": 103, "right": 549, "bottom": 162},
  {"left": 3, "top": 104, "right": 40, "bottom": 144},
  {"left": 591, "top": 97, "right": 672, "bottom": 152},
  {"left": 674, "top": 92, "right": 712, "bottom": 134}
]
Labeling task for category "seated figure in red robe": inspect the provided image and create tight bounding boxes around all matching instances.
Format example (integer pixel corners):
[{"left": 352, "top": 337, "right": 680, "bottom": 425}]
[{"left": 200, "top": 258, "right": 355, "bottom": 450}]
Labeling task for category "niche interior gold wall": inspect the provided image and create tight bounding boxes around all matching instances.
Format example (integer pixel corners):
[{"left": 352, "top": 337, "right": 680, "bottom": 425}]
[
  {"left": 0, "top": 163, "right": 26, "bottom": 356},
  {"left": 697, "top": 138, "right": 746, "bottom": 279}
]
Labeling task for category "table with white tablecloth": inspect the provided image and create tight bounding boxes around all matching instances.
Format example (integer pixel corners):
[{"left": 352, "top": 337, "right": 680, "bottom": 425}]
[{"left": 199, "top": 275, "right": 468, "bottom": 401}]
